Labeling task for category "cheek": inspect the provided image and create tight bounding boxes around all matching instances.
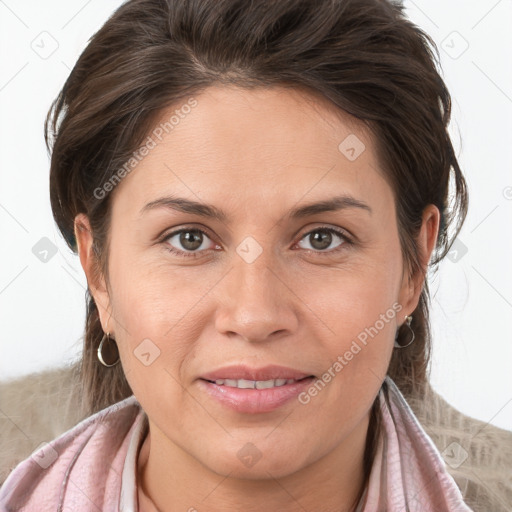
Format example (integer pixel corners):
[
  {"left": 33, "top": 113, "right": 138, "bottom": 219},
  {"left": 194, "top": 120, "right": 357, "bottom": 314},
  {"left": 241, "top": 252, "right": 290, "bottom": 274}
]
[
  {"left": 305, "top": 252, "right": 402, "bottom": 333},
  {"left": 297, "top": 274, "right": 399, "bottom": 434},
  {"left": 106, "top": 250, "right": 222, "bottom": 399},
  {"left": 109, "top": 243, "right": 204, "bottom": 332},
  {"left": 300, "top": 250, "right": 402, "bottom": 385},
  {"left": 106, "top": 256, "right": 179, "bottom": 364}
]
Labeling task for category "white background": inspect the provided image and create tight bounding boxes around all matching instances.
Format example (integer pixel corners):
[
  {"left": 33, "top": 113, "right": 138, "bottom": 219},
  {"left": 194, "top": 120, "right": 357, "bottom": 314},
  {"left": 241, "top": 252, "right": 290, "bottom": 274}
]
[{"left": 0, "top": 0, "right": 511, "bottom": 430}]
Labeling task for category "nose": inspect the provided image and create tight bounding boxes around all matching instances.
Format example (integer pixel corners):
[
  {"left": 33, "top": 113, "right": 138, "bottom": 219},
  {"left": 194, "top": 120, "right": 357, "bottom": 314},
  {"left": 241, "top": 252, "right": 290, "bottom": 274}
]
[{"left": 213, "top": 248, "right": 299, "bottom": 344}]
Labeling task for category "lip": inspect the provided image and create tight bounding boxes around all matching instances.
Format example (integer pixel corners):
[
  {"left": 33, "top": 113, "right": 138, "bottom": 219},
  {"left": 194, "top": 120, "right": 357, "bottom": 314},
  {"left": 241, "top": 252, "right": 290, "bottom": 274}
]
[
  {"left": 198, "top": 365, "right": 315, "bottom": 414},
  {"left": 198, "top": 377, "right": 315, "bottom": 414},
  {"left": 200, "top": 364, "right": 313, "bottom": 381}
]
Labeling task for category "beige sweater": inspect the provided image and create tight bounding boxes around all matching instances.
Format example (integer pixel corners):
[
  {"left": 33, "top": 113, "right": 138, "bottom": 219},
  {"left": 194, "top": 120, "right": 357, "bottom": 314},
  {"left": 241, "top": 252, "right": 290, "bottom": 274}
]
[{"left": 1, "top": 366, "right": 511, "bottom": 510}]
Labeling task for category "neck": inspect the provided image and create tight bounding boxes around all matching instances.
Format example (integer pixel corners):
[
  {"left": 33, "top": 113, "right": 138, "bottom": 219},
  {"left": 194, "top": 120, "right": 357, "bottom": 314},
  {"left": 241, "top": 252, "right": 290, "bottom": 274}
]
[{"left": 137, "top": 411, "right": 375, "bottom": 512}]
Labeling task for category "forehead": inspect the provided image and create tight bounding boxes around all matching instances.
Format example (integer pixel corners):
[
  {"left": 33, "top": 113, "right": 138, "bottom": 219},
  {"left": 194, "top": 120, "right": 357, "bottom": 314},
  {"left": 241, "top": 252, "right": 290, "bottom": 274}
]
[{"left": 110, "top": 85, "right": 390, "bottom": 218}]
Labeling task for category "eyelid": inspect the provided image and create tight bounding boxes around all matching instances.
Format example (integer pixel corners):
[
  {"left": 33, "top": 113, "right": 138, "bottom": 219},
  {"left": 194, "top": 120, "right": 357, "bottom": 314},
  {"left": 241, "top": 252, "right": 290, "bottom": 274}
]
[
  {"left": 158, "top": 224, "right": 217, "bottom": 243},
  {"left": 296, "top": 224, "right": 354, "bottom": 244}
]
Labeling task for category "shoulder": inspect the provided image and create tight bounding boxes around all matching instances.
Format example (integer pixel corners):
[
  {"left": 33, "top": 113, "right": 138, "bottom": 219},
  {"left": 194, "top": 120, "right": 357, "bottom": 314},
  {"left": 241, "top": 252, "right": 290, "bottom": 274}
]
[
  {"left": 407, "top": 383, "right": 512, "bottom": 512},
  {"left": 0, "top": 365, "right": 85, "bottom": 484},
  {"left": 0, "top": 394, "right": 144, "bottom": 512}
]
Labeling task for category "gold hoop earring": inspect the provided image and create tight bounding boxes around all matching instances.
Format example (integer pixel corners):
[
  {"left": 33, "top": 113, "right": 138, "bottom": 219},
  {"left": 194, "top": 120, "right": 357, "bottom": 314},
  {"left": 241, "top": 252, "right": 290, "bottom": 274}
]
[
  {"left": 97, "top": 331, "right": 120, "bottom": 367},
  {"left": 394, "top": 315, "right": 415, "bottom": 349}
]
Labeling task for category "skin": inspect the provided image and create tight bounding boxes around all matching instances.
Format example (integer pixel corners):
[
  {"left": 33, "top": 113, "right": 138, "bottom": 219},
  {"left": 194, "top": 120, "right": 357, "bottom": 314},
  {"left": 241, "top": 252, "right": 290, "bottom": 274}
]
[{"left": 75, "top": 85, "right": 439, "bottom": 512}]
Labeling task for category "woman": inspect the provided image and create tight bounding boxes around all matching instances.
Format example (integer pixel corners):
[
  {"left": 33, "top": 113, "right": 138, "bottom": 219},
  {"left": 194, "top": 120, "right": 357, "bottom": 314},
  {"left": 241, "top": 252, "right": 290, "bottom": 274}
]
[{"left": 0, "top": 0, "right": 506, "bottom": 510}]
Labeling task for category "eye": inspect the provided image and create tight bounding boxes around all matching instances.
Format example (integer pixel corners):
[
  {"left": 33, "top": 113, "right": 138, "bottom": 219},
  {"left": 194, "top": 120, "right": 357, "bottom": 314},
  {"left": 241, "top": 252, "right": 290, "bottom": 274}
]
[
  {"left": 162, "top": 228, "right": 218, "bottom": 258},
  {"left": 160, "top": 225, "right": 352, "bottom": 259},
  {"left": 295, "top": 227, "right": 351, "bottom": 254}
]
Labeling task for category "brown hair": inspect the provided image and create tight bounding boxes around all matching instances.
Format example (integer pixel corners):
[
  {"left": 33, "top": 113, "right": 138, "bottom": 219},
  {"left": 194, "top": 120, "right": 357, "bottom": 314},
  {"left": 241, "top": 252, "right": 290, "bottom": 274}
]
[{"left": 45, "top": 0, "right": 467, "bottom": 506}]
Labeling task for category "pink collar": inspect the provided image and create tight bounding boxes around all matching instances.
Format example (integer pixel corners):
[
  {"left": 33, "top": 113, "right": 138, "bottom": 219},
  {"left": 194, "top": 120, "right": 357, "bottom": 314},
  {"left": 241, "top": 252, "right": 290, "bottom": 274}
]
[{"left": 358, "top": 376, "right": 472, "bottom": 511}]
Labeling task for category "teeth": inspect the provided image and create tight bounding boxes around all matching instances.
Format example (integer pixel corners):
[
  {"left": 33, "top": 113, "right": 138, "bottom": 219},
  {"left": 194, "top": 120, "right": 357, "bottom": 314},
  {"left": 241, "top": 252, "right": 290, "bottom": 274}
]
[{"left": 213, "top": 378, "right": 297, "bottom": 389}]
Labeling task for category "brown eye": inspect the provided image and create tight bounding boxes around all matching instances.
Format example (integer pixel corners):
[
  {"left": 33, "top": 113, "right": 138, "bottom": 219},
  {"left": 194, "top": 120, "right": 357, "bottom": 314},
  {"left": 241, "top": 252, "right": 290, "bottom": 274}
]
[
  {"left": 178, "top": 230, "right": 204, "bottom": 251},
  {"left": 297, "top": 227, "right": 349, "bottom": 253},
  {"left": 163, "top": 228, "right": 215, "bottom": 257}
]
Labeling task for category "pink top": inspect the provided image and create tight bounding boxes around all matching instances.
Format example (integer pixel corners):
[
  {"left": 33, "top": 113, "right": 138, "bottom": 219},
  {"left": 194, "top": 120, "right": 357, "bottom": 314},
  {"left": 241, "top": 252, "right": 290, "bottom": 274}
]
[{"left": 0, "top": 376, "right": 473, "bottom": 511}]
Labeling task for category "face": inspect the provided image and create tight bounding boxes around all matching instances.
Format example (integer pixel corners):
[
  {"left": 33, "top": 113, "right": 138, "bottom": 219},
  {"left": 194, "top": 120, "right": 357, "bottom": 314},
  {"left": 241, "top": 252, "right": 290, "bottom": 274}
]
[{"left": 77, "top": 85, "right": 435, "bottom": 481}]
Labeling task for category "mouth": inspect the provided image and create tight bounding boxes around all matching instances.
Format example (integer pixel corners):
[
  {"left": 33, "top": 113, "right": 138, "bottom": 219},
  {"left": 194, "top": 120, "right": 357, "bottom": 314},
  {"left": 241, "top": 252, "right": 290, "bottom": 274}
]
[
  {"left": 201, "top": 376, "right": 314, "bottom": 389},
  {"left": 200, "top": 364, "right": 315, "bottom": 383},
  {"left": 198, "top": 367, "right": 316, "bottom": 414}
]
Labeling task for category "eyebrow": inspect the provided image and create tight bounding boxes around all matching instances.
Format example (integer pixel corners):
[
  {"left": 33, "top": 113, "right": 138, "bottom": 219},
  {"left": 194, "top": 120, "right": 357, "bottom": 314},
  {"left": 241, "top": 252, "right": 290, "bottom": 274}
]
[{"left": 139, "top": 194, "right": 372, "bottom": 221}]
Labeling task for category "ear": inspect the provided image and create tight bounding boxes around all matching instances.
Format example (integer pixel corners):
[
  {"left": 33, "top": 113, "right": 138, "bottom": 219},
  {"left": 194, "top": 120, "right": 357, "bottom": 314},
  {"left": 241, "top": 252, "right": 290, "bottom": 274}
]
[
  {"left": 74, "top": 213, "right": 113, "bottom": 333},
  {"left": 398, "top": 204, "right": 440, "bottom": 318}
]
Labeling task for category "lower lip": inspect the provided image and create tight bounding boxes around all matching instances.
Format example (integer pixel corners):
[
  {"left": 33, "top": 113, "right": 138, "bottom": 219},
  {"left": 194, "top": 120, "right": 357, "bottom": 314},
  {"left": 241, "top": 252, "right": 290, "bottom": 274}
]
[{"left": 198, "top": 377, "right": 315, "bottom": 414}]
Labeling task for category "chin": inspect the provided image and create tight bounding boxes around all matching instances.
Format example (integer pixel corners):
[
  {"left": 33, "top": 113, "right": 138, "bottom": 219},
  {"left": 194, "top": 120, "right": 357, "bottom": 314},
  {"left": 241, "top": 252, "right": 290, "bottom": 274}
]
[
  {"left": 200, "top": 439, "right": 310, "bottom": 481},
  {"left": 213, "top": 458, "right": 301, "bottom": 481}
]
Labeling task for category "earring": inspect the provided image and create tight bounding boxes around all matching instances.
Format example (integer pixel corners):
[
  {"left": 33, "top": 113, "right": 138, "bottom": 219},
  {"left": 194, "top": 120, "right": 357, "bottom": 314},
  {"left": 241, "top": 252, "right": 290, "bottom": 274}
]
[
  {"left": 97, "top": 331, "right": 120, "bottom": 367},
  {"left": 394, "top": 315, "right": 415, "bottom": 349}
]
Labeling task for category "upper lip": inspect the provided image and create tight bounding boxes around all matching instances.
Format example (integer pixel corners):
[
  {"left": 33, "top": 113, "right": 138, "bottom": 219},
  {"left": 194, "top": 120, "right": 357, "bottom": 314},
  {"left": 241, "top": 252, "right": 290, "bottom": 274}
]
[{"left": 200, "top": 365, "right": 314, "bottom": 382}]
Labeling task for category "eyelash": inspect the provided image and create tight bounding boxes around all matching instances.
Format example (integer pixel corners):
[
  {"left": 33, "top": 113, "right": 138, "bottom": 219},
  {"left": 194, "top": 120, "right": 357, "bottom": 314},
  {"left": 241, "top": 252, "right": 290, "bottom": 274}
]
[{"left": 160, "top": 225, "right": 353, "bottom": 259}]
